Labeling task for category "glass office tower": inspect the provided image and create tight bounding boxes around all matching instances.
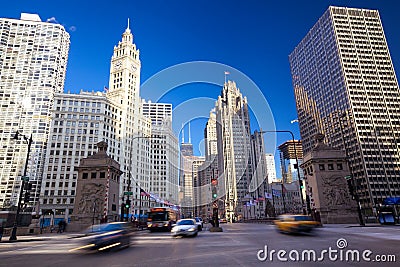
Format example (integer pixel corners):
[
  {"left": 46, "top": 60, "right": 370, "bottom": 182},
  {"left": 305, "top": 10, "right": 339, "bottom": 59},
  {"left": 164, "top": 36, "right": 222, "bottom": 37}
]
[{"left": 289, "top": 6, "right": 400, "bottom": 215}]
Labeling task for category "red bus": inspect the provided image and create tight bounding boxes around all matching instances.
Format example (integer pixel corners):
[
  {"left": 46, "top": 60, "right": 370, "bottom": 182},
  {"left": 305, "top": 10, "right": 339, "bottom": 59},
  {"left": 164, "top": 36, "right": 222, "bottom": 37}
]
[{"left": 147, "top": 207, "right": 179, "bottom": 232}]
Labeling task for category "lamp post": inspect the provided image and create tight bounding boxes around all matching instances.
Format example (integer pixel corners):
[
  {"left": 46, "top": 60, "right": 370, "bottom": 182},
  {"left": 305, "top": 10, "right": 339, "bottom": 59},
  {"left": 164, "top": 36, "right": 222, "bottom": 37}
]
[
  {"left": 9, "top": 131, "right": 33, "bottom": 241},
  {"left": 261, "top": 130, "right": 307, "bottom": 215}
]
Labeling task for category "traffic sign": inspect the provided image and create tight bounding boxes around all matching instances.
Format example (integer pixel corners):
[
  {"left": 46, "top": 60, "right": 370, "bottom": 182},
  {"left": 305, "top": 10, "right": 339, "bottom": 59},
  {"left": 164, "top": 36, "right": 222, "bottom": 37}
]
[
  {"left": 22, "top": 176, "right": 29, "bottom": 182},
  {"left": 124, "top": 191, "right": 133, "bottom": 195}
]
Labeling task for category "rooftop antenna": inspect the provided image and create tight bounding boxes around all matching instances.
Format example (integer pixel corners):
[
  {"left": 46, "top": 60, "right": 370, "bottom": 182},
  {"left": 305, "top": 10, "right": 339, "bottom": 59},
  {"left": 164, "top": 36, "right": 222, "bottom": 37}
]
[
  {"left": 127, "top": 18, "right": 130, "bottom": 30},
  {"left": 181, "top": 123, "right": 185, "bottom": 143},
  {"left": 188, "top": 121, "right": 191, "bottom": 143}
]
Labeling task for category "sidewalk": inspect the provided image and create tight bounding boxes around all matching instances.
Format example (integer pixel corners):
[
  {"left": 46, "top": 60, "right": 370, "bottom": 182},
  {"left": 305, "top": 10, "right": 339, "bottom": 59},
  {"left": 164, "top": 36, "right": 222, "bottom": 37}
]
[
  {"left": 321, "top": 223, "right": 400, "bottom": 228},
  {"left": 0, "top": 232, "right": 81, "bottom": 243}
]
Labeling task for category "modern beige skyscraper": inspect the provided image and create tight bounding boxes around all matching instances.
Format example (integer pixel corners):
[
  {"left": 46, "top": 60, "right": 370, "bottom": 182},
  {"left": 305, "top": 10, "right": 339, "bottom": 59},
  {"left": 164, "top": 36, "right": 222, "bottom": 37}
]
[
  {"left": 289, "top": 6, "right": 400, "bottom": 215},
  {"left": 0, "top": 13, "right": 70, "bottom": 211}
]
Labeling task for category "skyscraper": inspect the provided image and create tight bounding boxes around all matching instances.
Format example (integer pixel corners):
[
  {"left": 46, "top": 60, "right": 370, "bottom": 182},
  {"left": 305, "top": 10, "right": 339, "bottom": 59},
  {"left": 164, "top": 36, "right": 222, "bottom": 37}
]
[
  {"left": 265, "top": 153, "right": 277, "bottom": 183},
  {"left": 215, "top": 81, "right": 253, "bottom": 222},
  {"left": 278, "top": 140, "right": 304, "bottom": 183},
  {"left": 204, "top": 111, "right": 218, "bottom": 160},
  {"left": 289, "top": 6, "right": 400, "bottom": 214},
  {"left": 0, "top": 13, "right": 70, "bottom": 210},
  {"left": 142, "top": 100, "right": 179, "bottom": 207},
  {"left": 105, "top": 21, "right": 153, "bottom": 219}
]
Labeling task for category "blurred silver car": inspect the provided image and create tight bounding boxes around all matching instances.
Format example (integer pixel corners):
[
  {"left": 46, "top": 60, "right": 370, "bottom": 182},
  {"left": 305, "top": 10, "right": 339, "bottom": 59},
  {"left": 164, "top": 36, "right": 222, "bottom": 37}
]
[
  {"left": 171, "top": 219, "right": 198, "bottom": 237},
  {"left": 70, "top": 222, "right": 132, "bottom": 252}
]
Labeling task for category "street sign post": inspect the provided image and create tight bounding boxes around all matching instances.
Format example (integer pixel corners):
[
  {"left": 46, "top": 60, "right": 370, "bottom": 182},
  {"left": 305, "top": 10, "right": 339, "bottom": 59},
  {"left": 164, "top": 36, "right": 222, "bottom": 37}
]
[{"left": 124, "top": 191, "right": 133, "bottom": 195}]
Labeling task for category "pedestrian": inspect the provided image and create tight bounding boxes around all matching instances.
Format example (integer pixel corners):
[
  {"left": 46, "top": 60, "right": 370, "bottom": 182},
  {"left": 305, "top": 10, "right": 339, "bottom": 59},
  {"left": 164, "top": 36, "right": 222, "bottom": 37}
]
[
  {"left": 57, "top": 220, "right": 65, "bottom": 233},
  {"left": 0, "top": 224, "right": 4, "bottom": 242},
  {"left": 62, "top": 220, "right": 67, "bottom": 232}
]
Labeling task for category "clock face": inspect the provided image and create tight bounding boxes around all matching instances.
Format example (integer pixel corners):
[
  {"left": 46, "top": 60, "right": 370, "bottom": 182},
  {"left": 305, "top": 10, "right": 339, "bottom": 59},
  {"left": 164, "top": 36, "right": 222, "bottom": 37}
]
[
  {"left": 114, "top": 60, "right": 122, "bottom": 70},
  {"left": 131, "top": 64, "right": 137, "bottom": 71}
]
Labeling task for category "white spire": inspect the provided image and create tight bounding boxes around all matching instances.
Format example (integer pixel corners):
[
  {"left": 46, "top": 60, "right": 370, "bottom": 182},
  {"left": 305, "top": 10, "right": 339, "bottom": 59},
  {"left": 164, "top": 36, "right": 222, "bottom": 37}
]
[{"left": 124, "top": 18, "right": 131, "bottom": 35}]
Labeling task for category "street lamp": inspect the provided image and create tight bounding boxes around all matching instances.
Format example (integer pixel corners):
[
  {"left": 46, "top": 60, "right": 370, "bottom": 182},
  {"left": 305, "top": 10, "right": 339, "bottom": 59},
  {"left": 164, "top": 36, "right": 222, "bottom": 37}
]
[
  {"left": 9, "top": 131, "right": 33, "bottom": 241},
  {"left": 261, "top": 130, "right": 307, "bottom": 215}
]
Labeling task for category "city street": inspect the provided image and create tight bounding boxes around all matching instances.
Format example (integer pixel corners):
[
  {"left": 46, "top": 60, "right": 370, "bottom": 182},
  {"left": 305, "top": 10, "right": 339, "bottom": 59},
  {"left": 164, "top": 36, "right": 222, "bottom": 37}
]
[{"left": 0, "top": 223, "right": 398, "bottom": 266}]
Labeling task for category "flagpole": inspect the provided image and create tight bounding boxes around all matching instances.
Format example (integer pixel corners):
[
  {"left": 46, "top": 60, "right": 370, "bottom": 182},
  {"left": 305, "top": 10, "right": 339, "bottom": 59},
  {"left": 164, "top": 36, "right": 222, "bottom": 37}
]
[
  {"left": 272, "top": 192, "right": 276, "bottom": 217},
  {"left": 281, "top": 182, "right": 286, "bottom": 213},
  {"left": 224, "top": 71, "right": 230, "bottom": 84}
]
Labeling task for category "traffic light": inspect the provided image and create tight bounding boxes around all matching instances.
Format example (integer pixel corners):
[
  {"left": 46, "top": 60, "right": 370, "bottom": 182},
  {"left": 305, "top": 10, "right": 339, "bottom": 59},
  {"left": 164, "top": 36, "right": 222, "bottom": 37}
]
[
  {"left": 24, "top": 182, "right": 32, "bottom": 203},
  {"left": 24, "top": 182, "right": 32, "bottom": 190},
  {"left": 347, "top": 179, "right": 355, "bottom": 199},
  {"left": 212, "top": 187, "right": 217, "bottom": 199},
  {"left": 24, "top": 191, "right": 30, "bottom": 202},
  {"left": 125, "top": 199, "right": 131, "bottom": 209},
  {"left": 299, "top": 180, "right": 304, "bottom": 189},
  {"left": 211, "top": 179, "right": 218, "bottom": 186}
]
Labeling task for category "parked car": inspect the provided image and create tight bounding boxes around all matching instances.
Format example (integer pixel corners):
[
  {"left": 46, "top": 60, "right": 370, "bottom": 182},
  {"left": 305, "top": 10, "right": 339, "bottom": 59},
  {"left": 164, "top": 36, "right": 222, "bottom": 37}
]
[
  {"left": 171, "top": 219, "right": 198, "bottom": 237},
  {"left": 274, "top": 214, "right": 320, "bottom": 234},
  {"left": 70, "top": 222, "right": 132, "bottom": 252},
  {"left": 194, "top": 217, "right": 203, "bottom": 231}
]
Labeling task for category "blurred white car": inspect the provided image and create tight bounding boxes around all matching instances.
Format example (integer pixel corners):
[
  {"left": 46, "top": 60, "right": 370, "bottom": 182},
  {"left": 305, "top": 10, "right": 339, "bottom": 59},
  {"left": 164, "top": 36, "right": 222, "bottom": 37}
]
[{"left": 171, "top": 219, "right": 198, "bottom": 237}]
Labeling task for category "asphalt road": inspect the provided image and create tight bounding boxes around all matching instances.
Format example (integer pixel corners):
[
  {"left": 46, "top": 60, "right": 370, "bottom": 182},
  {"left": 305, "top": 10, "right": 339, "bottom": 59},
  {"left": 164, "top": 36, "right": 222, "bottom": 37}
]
[{"left": 0, "top": 223, "right": 398, "bottom": 267}]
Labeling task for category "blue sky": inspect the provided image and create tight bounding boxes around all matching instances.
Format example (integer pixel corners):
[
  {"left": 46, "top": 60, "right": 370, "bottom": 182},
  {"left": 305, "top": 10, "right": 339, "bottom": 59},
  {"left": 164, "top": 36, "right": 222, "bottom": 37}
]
[{"left": 3, "top": 1, "right": 400, "bottom": 177}]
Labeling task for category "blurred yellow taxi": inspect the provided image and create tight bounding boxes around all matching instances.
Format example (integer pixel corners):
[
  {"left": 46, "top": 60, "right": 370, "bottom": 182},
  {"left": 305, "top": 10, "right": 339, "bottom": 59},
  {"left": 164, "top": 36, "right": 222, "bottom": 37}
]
[{"left": 274, "top": 214, "right": 320, "bottom": 234}]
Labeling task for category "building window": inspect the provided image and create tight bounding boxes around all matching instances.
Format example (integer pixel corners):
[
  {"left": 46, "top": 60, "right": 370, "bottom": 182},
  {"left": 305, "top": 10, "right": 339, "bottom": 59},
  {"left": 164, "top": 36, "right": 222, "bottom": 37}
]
[
  {"left": 100, "top": 172, "right": 106, "bottom": 178},
  {"left": 82, "top": 173, "right": 88, "bottom": 179},
  {"left": 328, "top": 164, "right": 334, "bottom": 170},
  {"left": 319, "top": 164, "right": 325, "bottom": 171},
  {"left": 337, "top": 163, "right": 343, "bottom": 170},
  {"left": 91, "top": 172, "right": 97, "bottom": 179}
]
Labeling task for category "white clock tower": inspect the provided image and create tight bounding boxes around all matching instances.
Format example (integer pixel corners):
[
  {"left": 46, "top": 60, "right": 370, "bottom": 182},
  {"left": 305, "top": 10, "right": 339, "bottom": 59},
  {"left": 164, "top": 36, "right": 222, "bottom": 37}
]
[{"left": 106, "top": 20, "right": 151, "bottom": 218}]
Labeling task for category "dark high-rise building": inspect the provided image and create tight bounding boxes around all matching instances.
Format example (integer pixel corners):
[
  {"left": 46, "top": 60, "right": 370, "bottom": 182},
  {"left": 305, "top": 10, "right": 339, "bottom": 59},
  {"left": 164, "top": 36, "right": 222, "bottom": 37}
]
[{"left": 289, "top": 6, "right": 400, "bottom": 214}]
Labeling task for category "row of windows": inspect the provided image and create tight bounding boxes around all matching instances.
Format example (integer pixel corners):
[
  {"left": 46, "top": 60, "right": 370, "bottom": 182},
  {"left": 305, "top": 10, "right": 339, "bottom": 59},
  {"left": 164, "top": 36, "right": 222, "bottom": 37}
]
[
  {"left": 57, "top": 99, "right": 102, "bottom": 107},
  {"left": 51, "top": 135, "right": 99, "bottom": 142},
  {"left": 303, "top": 163, "right": 344, "bottom": 176}
]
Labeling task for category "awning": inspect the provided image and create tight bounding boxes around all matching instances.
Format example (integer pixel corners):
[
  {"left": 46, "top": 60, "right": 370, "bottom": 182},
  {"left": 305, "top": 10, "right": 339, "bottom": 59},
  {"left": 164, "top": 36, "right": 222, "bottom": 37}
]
[{"left": 383, "top": 197, "right": 400, "bottom": 205}]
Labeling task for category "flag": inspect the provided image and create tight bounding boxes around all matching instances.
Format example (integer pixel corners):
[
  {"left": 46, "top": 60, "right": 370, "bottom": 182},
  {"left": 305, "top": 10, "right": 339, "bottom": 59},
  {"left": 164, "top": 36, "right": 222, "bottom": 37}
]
[
  {"left": 104, "top": 86, "right": 109, "bottom": 92},
  {"left": 272, "top": 189, "right": 281, "bottom": 197},
  {"left": 224, "top": 71, "right": 230, "bottom": 75},
  {"left": 265, "top": 192, "right": 273, "bottom": 199},
  {"left": 140, "top": 188, "right": 149, "bottom": 197}
]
